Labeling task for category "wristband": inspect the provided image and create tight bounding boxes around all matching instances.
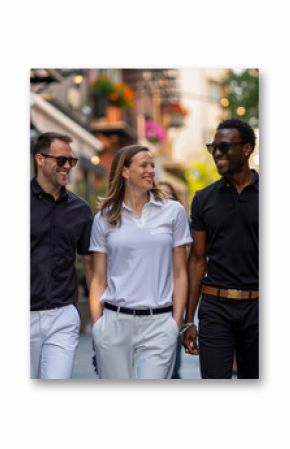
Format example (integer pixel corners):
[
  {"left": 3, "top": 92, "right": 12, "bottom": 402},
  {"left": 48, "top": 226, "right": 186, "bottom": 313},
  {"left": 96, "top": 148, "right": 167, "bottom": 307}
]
[{"left": 179, "top": 322, "right": 197, "bottom": 335}]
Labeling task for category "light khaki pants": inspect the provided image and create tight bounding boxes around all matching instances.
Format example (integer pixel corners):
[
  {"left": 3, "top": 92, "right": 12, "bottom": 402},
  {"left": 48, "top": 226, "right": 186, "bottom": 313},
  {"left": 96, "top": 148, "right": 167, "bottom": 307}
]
[{"left": 92, "top": 308, "right": 179, "bottom": 379}]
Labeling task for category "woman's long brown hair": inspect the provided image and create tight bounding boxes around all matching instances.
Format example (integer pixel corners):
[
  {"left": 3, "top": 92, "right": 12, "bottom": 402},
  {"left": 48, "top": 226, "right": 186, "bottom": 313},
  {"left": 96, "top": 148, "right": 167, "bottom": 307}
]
[{"left": 98, "top": 145, "right": 164, "bottom": 226}]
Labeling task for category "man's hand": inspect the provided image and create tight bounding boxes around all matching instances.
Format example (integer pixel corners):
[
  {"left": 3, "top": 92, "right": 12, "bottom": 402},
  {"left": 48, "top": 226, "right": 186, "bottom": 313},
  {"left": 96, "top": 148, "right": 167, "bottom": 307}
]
[{"left": 182, "top": 326, "right": 199, "bottom": 355}]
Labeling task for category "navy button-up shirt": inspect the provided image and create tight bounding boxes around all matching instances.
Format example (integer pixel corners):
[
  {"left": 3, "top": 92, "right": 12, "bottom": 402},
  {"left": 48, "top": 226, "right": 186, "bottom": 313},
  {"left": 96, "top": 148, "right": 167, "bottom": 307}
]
[
  {"left": 30, "top": 178, "right": 93, "bottom": 310},
  {"left": 190, "top": 170, "right": 259, "bottom": 290}
]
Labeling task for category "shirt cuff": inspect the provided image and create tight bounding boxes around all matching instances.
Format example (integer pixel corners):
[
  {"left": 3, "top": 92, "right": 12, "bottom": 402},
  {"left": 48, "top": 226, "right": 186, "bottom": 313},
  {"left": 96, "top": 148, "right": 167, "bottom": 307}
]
[
  {"left": 173, "top": 237, "right": 193, "bottom": 248},
  {"left": 89, "top": 245, "right": 107, "bottom": 253}
]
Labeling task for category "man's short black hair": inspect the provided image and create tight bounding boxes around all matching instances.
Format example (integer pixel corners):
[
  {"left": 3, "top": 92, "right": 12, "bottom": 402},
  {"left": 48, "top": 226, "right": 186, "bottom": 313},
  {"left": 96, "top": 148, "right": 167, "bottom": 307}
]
[
  {"left": 217, "top": 119, "right": 256, "bottom": 151},
  {"left": 32, "top": 132, "right": 73, "bottom": 155}
]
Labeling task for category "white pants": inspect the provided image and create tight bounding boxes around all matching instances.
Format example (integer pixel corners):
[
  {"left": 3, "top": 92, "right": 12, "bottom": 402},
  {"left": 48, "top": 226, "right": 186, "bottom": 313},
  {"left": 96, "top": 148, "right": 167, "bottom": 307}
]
[
  {"left": 92, "top": 308, "right": 179, "bottom": 379},
  {"left": 30, "top": 304, "right": 80, "bottom": 379}
]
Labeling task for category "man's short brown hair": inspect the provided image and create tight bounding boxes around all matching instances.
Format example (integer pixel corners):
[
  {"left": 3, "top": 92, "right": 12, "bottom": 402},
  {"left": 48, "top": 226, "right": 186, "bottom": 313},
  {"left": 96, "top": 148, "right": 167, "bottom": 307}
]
[{"left": 32, "top": 132, "right": 73, "bottom": 156}]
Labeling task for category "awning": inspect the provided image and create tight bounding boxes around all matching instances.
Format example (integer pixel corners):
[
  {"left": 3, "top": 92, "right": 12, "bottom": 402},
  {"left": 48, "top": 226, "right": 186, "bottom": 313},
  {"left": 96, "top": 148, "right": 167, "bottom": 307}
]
[{"left": 30, "top": 93, "right": 103, "bottom": 159}]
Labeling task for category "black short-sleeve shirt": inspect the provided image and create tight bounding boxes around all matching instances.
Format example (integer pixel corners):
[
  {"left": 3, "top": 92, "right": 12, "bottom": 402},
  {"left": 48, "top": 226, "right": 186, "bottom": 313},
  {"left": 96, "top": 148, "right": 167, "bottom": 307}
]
[
  {"left": 30, "top": 178, "right": 93, "bottom": 310},
  {"left": 190, "top": 170, "right": 259, "bottom": 290}
]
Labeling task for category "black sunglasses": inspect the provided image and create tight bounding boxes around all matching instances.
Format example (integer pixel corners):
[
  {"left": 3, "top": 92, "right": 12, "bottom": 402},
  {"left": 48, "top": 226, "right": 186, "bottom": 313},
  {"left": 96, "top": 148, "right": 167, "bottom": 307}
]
[
  {"left": 206, "top": 141, "right": 246, "bottom": 155},
  {"left": 41, "top": 153, "right": 78, "bottom": 167}
]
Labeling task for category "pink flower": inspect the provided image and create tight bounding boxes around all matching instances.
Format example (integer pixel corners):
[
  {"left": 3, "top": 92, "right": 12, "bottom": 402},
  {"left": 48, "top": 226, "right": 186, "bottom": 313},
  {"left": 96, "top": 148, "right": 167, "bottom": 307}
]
[{"left": 145, "top": 119, "right": 165, "bottom": 143}]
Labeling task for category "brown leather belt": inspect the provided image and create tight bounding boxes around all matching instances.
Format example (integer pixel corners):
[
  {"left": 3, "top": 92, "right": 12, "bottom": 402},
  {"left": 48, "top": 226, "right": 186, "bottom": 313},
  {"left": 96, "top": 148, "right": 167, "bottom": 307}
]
[{"left": 201, "top": 285, "right": 259, "bottom": 300}]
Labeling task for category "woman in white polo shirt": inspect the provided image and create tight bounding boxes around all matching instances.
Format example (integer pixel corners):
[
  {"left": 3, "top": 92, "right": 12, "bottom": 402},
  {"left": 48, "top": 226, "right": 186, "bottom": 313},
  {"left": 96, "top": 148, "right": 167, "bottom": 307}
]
[{"left": 89, "top": 145, "right": 192, "bottom": 379}]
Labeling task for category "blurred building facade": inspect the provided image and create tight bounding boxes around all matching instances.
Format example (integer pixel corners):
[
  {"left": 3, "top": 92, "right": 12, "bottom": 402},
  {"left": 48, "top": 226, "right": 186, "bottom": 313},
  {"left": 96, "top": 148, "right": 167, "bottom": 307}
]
[
  {"left": 30, "top": 67, "right": 259, "bottom": 211},
  {"left": 30, "top": 68, "right": 189, "bottom": 206}
]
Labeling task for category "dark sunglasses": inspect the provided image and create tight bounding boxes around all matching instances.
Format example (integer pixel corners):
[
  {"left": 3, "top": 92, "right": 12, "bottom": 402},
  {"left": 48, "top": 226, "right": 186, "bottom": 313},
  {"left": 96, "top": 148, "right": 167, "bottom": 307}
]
[
  {"left": 41, "top": 153, "right": 78, "bottom": 167},
  {"left": 206, "top": 141, "right": 246, "bottom": 155}
]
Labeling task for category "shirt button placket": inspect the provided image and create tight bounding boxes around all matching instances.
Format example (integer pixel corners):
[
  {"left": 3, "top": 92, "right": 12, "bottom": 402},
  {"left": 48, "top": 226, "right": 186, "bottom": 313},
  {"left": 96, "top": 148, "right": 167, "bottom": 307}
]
[{"left": 50, "top": 204, "right": 57, "bottom": 277}]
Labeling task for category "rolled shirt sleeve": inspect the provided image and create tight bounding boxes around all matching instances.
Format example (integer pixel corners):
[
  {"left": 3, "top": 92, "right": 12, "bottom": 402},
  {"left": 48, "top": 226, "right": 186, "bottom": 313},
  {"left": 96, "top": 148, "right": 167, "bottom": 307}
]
[
  {"left": 89, "top": 212, "right": 107, "bottom": 253},
  {"left": 172, "top": 202, "right": 193, "bottom": 247},
  {"left": 77, "top": 206, "right": 93, "bottom": 255}
]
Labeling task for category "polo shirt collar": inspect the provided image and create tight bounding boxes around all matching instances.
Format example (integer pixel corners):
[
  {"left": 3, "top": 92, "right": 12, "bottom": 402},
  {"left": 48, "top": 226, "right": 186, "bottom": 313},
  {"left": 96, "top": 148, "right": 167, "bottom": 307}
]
[
  {"left": 122, "top": 191, "right": 162, "bottom": 211},
  {"left": 148, "top": 191, "right": 163, "bottom": 207},
  {"left": 31, "top": 177, "right": 69, "bottom": 201},
  {"left": 217, "top": 169, "right": 259, "bottom": 191}
]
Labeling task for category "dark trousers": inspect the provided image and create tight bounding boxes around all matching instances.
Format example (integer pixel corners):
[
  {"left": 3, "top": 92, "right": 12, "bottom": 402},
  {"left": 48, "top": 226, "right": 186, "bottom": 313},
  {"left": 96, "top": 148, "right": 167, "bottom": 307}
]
[{"left": 198, "top": 294, "right": 259, "bottom": 379}]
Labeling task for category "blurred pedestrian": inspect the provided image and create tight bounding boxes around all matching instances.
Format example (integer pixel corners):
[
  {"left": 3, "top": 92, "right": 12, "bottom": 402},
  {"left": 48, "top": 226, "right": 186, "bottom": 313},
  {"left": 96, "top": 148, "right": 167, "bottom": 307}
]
[
  {"left": 158, "top": 181, "right": 188, "bottom": 379},
  {"left": 158, "top": 181, "right": 180, "bottom": 202},
  {"left": 89, "top": 145, "right": 192, "bottom": 379},
  {"left": 30, "top": 132, "right": 93, "bottom": 379},
  {"left": 183, "top": 119, "right": 259, "bottom": 379}
]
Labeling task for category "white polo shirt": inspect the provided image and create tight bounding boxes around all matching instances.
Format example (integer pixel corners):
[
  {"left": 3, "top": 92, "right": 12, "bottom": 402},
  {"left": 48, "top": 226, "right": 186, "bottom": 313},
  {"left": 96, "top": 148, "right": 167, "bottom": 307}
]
[{"left": 89, "top": 193, "right": 192, "bottom": 308}]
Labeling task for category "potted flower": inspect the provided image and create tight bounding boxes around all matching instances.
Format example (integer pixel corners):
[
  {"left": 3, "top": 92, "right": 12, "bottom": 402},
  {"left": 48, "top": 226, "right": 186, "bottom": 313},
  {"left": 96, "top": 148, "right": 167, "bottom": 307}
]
[
  {"left": 163, "top": 102, "right": 189, "bottom": 128},
  {"left": 109, "top": 82, "right": 135, "bottom": 109},
  {"left": 106, "top": 82, "right": 135, "bottom": 122},
  {"left": 145, "top": 119, "right": 165, "bottom": 144},
  {"left": 92, "top": 77, "right": 135, "bottom": 120},
  {"left": 165, "top": 102, "right": 188, "bottom": 116}
]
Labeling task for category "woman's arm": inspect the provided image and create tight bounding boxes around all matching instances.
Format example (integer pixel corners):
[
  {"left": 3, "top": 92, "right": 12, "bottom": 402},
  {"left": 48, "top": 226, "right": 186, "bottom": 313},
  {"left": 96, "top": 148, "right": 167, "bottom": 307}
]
[
  {"left": 172, "top": 245, "right": 188, "bottom": 328},
  {"left": 89, "top": 252, "right": 107, "bottom": 323}
]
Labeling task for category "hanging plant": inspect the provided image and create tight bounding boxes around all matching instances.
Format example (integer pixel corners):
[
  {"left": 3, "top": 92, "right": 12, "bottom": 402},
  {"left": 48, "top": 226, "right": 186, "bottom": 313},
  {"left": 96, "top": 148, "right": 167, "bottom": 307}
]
[
  {"left": 145, "top": 119, "right": 165, "bottom": 144},
  {"left": 163, "top": 102, "right": 188, "bottom": 116},
  {"left": 92, "top": 76, "right": 115, "bottom": 96}
]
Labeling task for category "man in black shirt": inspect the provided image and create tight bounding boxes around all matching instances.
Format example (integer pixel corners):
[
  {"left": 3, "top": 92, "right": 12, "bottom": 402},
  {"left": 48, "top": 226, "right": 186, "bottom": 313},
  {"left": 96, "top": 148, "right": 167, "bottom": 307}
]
[
  {"left": 30, "top": 132, "right": 93, "bottom": 379},
  {"left": 183, "top": 119, "right": 259, "bottom": 379}
]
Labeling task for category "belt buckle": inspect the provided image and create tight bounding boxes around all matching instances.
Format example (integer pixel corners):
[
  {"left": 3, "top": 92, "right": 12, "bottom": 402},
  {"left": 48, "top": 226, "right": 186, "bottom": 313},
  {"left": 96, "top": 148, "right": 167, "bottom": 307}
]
[{"left": 227, "top": 289, "right": 242, "bottom": 299}]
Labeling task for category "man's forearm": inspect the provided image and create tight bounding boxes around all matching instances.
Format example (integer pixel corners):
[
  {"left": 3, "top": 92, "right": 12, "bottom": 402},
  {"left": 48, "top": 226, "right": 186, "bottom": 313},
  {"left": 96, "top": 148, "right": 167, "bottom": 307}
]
[
  {"left": 172, "top": 271, "right": 188, "bottom": 327},
  {"left": 81, "top": 255, "right": 93, "bottom": 289},
  {"left": 185, "top": 257, "right": 206, "bottom": 322}
]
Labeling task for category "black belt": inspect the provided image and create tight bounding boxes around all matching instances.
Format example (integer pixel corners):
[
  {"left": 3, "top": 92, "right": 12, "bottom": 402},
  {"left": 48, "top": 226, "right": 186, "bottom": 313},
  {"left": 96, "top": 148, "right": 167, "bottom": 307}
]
[
  {"left": 31, "top": 305, "right": 63, "bottom": 311},
  {"left": 104, "top": 302, "right": 173, "bottom": 316}
]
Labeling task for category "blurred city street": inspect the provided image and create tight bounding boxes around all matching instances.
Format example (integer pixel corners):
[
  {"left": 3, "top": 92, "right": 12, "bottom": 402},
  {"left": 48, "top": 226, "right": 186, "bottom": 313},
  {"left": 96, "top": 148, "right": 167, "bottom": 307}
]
[{"left": 72, "top": 333, "right": 201, "bottom": 380}]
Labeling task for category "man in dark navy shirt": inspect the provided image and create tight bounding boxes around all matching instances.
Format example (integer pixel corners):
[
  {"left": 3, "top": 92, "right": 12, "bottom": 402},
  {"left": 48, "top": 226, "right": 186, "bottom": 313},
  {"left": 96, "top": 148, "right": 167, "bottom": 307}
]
[
  {"left": 30, "top": 132, "right": 93, "bottom": 379},
  {"left": 183, "top": 119, "right": 259, "bottom": 379}
]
